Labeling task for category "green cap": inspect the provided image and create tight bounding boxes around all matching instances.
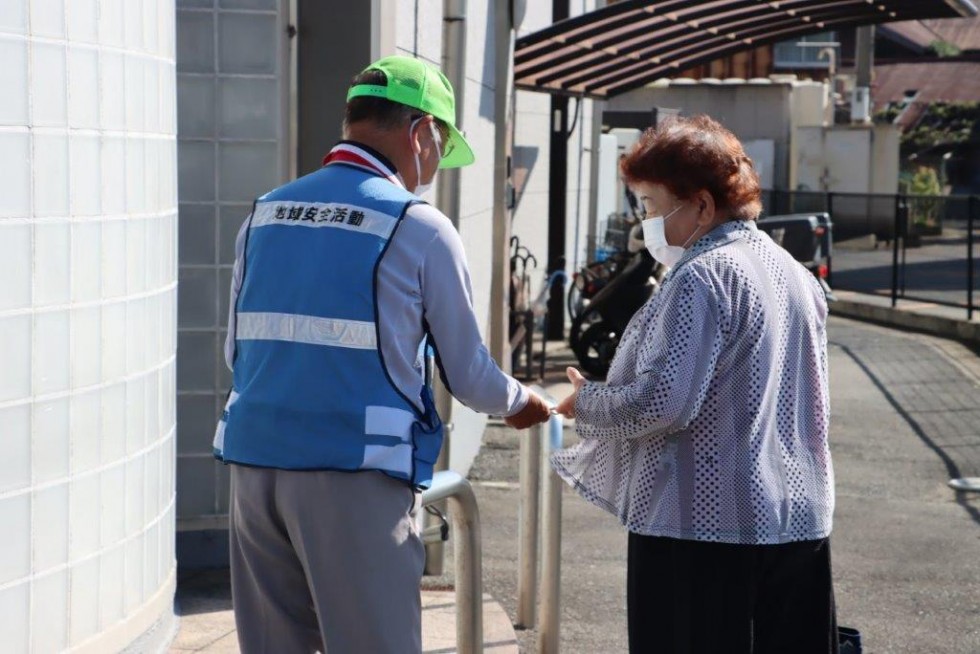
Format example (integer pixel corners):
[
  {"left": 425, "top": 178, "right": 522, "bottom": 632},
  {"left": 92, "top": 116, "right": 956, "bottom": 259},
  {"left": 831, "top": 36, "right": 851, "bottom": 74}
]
[{"left": 347, "top": 55, "right": 475, "bottom": 169}]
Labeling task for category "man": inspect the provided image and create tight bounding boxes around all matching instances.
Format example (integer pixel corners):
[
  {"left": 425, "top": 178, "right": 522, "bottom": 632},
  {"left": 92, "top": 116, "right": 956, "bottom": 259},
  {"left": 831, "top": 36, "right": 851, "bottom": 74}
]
[{"left": 212, "top": 55, "right": 551, "bottom": 653}]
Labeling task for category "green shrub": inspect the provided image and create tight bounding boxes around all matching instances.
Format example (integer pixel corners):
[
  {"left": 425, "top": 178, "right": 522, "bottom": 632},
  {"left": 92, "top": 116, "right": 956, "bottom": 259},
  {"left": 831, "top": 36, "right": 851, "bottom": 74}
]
[
  {"left": 902, "top": 166, "right": 944, "bottom": 230},
  {"left": 929, "top": 40, "right": 962, "bottom": 57}
]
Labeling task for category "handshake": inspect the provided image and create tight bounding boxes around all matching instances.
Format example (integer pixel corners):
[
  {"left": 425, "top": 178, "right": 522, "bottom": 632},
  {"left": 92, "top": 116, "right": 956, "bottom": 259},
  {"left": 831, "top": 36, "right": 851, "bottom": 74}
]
[{"left": 504, "top": 367, "right": 585, "bottom": 429}]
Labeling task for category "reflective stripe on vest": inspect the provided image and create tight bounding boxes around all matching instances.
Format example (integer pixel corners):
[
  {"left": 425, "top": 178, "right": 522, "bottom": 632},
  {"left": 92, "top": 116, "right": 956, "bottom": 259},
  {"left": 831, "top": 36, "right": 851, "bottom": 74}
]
[{"left": 236, "top": 312, "right": 378, "bottom": 350}]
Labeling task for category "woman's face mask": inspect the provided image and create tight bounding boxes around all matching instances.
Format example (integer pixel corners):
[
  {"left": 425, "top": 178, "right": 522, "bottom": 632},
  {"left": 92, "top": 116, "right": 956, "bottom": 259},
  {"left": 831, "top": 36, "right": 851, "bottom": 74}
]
[{"left": 641, "top": 203, "right": 702, "bottom": 268}]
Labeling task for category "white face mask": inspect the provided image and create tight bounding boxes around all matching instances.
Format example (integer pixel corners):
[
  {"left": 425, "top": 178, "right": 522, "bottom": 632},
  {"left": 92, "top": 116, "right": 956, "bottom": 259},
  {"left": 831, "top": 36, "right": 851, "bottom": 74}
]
[
  {"left": 641, "top": 204, "right": 700, "bottom": 268},
  {"left": 410, "top": 118, "right": 443, "bottom": 197}
]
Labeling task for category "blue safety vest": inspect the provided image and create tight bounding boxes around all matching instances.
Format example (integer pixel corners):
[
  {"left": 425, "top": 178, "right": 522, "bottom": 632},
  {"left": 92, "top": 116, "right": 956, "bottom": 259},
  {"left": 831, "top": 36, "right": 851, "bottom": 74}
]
[{"left": 213, "top": 162, "right": 443, "bottom": 489}]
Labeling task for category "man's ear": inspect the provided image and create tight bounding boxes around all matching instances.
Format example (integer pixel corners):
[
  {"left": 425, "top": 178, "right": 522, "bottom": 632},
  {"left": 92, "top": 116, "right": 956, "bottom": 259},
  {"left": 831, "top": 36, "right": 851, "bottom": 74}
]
[
  {"left": 408, "top": 118, "right": 423, "bottom": 155},
  {"left": 412, "top": 116, "right": 438, "bottom": 157}
]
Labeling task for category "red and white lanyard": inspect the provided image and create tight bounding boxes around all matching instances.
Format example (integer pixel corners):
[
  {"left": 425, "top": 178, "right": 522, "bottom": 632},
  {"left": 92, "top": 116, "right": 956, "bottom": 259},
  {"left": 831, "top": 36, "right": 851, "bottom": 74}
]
[{"left": 322, "top": 143, "right": 405, "bottom": 190}]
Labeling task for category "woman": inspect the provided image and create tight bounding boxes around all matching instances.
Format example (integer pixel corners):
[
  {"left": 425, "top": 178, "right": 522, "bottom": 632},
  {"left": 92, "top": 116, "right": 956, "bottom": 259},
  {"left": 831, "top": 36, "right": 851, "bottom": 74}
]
[{"left": 554, "top": 115, "right": 836, "bottom": 654}]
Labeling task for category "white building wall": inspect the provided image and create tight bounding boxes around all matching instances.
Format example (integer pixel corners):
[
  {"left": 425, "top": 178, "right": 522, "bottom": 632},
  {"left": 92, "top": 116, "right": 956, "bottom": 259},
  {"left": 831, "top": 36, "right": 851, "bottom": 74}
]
[
  {"left": 0, "top": 0, "right": 178, "bottom": 651},
  {"left": 512, "top": 85, "right": 551, "bottom": 278}
]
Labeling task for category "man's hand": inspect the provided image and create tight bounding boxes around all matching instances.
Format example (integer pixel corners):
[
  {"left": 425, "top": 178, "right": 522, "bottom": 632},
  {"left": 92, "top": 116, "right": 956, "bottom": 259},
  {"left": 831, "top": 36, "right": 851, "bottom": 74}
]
[
  {"left": 504, "top": 390, "right": 552, "bottom": 430},
  {"left": 554, "top": 367, "right": 585, "bottom": 419}
]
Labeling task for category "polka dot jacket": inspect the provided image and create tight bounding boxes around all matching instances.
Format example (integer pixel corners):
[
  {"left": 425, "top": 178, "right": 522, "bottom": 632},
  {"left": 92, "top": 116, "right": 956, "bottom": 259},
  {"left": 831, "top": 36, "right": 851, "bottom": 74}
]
[{"left": 552, "top": 220, "right": 834, "bottom": 545}]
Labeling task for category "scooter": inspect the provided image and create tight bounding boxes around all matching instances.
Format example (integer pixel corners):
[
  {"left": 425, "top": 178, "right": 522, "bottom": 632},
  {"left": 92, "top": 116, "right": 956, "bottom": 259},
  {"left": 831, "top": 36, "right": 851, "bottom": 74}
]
[
  {"left": 570, "top": 225, "right": 664, "bottom": 378},
  {"left": 569, "top": 186, "right": 652, "bottom": 321},
  {"left": 567, "top": 251, "right": 630, "bottom": 322}
]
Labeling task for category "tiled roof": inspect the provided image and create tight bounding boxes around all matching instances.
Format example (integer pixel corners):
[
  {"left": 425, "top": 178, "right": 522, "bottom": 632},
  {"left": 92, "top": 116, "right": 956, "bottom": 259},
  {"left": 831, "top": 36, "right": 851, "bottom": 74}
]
[
  {"left": 922, "top": 16, "right": 980, "bottom": 52},
  {"left": 874, "top": 61, "right": 980, "bottom": 104}
]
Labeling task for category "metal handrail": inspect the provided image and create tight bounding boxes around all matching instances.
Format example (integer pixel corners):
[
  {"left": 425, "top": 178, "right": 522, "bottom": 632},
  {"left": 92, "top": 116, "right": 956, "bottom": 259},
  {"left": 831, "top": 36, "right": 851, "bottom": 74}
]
[
  {"left": 420, "top": 392, "right": 563, "bottom": 653},
  {"left": 518, "top": 387, "right": 565, "bottom": 653},
  {"left": 421, "top": 470, "right": 483, "bottom": 654},
  {"left": 537, "top": 410, "right": 564, "bottom": 654},
  {"left": 517, "top": 413, "right": 541, "bottom": 628}
]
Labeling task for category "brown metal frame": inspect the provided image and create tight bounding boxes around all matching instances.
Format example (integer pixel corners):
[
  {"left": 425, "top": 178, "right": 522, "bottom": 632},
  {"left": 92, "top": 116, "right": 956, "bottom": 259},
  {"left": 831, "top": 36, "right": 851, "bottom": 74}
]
[{"left": 515, "top": 0, "right": 977, "bottom": 99}]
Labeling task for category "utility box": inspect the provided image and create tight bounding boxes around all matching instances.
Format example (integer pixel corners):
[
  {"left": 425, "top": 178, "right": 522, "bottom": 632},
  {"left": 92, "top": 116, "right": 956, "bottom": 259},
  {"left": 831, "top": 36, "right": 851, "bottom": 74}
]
[
  {"left": 851, "top": 86, "right": 872, "bottom": 124},
  {"left": 796, "top": 124, "right": 900, "bottom": 240},
  {"left": 796, "top": 124, "right": 899, "bottom": 194}
]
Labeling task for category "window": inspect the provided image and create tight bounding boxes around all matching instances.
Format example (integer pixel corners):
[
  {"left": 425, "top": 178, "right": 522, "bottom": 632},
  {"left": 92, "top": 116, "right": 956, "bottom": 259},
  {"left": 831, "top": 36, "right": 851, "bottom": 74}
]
[{"left": 773, "top": 32, "right": 839, "bottom": 69}]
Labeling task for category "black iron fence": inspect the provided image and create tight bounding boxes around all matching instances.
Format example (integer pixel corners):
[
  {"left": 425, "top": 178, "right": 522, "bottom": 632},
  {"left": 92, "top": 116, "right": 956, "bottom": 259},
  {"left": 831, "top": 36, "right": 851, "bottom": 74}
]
[{"left": 761, "top": 191, "right": 980, "bottom": 320}]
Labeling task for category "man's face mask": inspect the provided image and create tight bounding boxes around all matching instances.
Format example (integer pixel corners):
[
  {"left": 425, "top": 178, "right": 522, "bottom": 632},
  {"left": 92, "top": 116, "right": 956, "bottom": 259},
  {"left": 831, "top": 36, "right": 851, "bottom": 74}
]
[{"left": 409, "top": 117, "right": 443, "bottom": 197}]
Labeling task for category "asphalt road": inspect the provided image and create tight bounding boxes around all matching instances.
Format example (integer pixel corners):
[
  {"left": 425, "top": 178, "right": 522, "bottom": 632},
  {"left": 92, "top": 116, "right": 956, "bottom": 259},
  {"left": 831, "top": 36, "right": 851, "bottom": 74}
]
[
  {"left": 466, "top": 316, "right": 980, "bottom": 653},
  {"left": 832, "top": 226, "right": 979, "bottom": 310}
]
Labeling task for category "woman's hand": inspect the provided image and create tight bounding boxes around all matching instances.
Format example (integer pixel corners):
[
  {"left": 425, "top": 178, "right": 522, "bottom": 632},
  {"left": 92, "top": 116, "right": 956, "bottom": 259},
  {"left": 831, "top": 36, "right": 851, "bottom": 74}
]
[{"left": 555, "top": 367, "right": 586, "bottom": 418}]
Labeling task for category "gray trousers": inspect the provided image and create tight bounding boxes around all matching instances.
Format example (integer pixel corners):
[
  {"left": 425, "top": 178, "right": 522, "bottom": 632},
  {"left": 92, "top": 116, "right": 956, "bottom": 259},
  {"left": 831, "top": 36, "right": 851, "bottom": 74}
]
[{"left": 229, "top": 466, "right": 425, "bottom": 654}]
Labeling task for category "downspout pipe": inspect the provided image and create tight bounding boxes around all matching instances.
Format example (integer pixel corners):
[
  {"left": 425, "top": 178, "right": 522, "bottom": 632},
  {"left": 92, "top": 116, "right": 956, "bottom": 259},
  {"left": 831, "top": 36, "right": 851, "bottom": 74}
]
[
  {"left": 586, "top": 1, "right": 607, "bottom": 263},
  {"left": 438, "top": 0, "right": 466, "bottom": 231},
  {"left": 425, "top": 0, "right": 467, "bottom": 576},
  {"left": 489, "top": 2, "right": 514, "bottom": 367}
]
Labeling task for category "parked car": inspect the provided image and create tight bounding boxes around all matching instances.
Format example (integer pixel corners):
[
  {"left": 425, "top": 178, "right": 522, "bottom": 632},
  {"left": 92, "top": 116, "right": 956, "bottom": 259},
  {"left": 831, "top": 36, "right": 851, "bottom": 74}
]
[{"left": 757, "top": 212, "right": 835, "bottom": 301}]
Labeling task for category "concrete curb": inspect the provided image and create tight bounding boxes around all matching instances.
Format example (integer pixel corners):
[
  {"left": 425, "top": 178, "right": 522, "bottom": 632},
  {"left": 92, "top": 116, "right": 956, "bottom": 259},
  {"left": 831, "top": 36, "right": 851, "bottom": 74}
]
[{"left": 829, "top": 295, "right": 980, "bottom": 345}]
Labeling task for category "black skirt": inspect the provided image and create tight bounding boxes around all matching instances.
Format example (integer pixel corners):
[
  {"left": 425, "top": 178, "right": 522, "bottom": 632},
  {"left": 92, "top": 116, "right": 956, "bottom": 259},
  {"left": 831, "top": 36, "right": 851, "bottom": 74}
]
[{"left": 627, "top": 533, "right": 838, "bottom": 654}]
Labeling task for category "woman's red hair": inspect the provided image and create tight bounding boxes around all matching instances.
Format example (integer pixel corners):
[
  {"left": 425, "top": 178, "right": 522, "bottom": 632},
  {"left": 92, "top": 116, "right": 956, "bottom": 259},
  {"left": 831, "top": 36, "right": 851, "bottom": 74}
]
[{"left": 620, "top": 114, "right": 762, "bottom": 220}]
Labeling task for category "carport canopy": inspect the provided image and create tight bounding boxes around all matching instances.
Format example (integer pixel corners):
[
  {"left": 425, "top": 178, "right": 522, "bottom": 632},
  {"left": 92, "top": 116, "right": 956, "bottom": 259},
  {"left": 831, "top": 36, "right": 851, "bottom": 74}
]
[{"left": 515, "top": 0, "right": 979, "bottom": 99}]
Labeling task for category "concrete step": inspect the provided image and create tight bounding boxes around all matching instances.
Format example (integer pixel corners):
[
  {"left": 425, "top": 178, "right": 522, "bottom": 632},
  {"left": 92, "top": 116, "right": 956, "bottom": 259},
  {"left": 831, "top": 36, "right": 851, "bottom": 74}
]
[{"left": 421, "top": 591, "right": 519, "bottom": 653}]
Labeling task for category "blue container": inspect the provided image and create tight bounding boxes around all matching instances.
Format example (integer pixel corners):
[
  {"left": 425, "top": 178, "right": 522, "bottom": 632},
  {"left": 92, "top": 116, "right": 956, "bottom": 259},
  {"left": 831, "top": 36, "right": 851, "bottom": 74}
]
[{"left": 594, "top": 247, "right": 612, "bottom": 262}]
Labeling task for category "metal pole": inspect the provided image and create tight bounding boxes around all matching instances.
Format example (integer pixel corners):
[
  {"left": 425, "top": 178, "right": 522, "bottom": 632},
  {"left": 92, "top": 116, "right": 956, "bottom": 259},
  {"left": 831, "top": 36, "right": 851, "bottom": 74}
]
[
  {"left": 585, "top": 99, "right": 605, "bottom": 268},
  {"left": 450, "top": 485, "right": 482, "bottom": 654},
  {"left": 286, "top": 0, "right": 298, "bottom": 181},
  {"left": 892, "top": 195, "right": 901, "bottom": 307},
  {"left": 825, "top": 229, "right": 834, "bottom": 288},
  {"left": 424, "top": 370, "right": 453, "bottom": 574},
  {"left": 900, "top": 197, "right": 909, "bottom": 297},
  {"left": 853, "top": 26, "right": 874, "bottom": 124},
  {"left": 437, "top": 0, "right": 466, "bottom": 233},
  {"left": 901, "top": 220, "right": 908, "bottom": 297},
  {"left": 517, "top": 419, "right": 542, "bottom": 628},
  {"left": 421, "top": 471, "right": 483, "bottom": 654},
  {"left": 963, "top": 194, "right": 974, "bottom": 314},
  {"left": 855, "top": 26, "right": 874, "bottom": 89},
  {"left": 826, "top": 194, "right": 834, "bottom": 287},
  {"left": 545, "top": 0, "right": 571, "bottom": 341},
  {"left": 537, "top": 413, "right": 564, "bottom": 654}
]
